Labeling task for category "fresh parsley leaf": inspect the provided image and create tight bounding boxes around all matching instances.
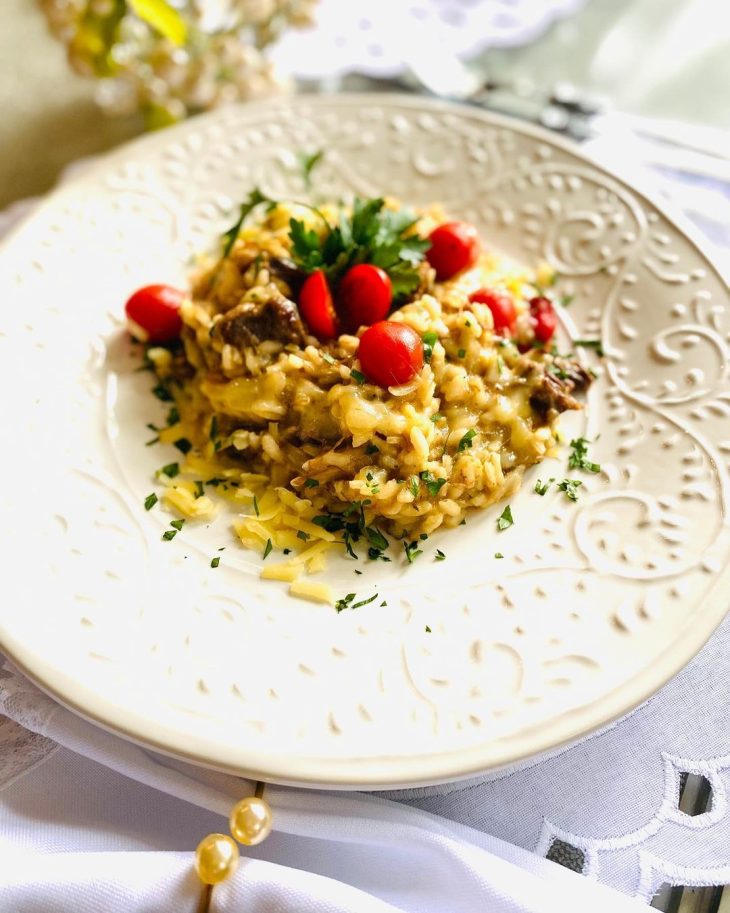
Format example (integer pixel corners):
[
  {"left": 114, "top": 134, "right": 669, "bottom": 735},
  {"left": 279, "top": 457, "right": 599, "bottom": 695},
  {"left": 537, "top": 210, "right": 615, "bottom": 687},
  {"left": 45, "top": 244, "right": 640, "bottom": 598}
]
[
  {"left": 458, "top": 429, "right": 477, "bottom": 451},
  {"left": 170, "top": 519, "right": 185, "bottom": 531},
  {"left": 166, "top": 405, "right": 180, "bottom": 426},
  {"left": 420, "top": 471, "right": 446, "bottom": 497},
  {"left": 297, "top": 530, "right": 310, "bottom": 541},
  {"left": 144, "top": 492, "right": 158, "bottom": 511},
  {"left": 409, "top": 476, "right": 420, "bottom": 498},
  {"left": 298, "top": 149, "right": 324, "bottom": 188},
  {"left": 558, "top": 479, "right": 582, "bottom": 501},
  {"left": 497, "top": 505, "right": 514, "bottom": 530},
  {"left": 494, "top": 552, "right": 504, "bottom": 559},
  {"left": 209, "top": 415, "right": 218, "bottom": 442},
  {"left": 404, "top": 540, "right": 423, "bottom": 564},
  {"left": 162, "top": 529, "right": 177, "bottom": 541},
  {"left": 568, "top": 438, "right": 601, "bottom": 473},
  {"left": 263, "top": 538, "right": 273, "bottom": 559},
  {"left": 352, "top": 592, "right": 379, "bottom": 609},
  {"left": 174, "top": 437, "right": 192, "bottom": 455},
  {"left": 366, "top": 526, "right": 388, "bottom": 551},
  {"left": 222, "top": 188, "right": 271, "bottom": 258},
  {"left": 211, "top": 556, "right": 220, "bottom": 568},
  {"left": 422, "top": 331, "right": 438, "bottom": 362},
  {"left": 457, "top": 348, "right": 466, "bottom": 358},
  {"left": 435, "top": 549, "right": 446, "bottom": 561},
  {"left": 322, "top": 352, "right": 337, "bottom": 366},
  {"left": 430, "top": 413, "right": 444, "bottom": 423},
  {"left": 159, "top": 462, "right": 179, "bottom": 478},
  {"left": 304, "top": 479, "right": 320, "bottom": 488},
  {"left": 425, "top": 625, "right": 432, "bottom": 633},
  {"left": 253, "top": 495, "right": 259, "bottom": 516},
  {"left": 335, "top": 592, "right": 356, "bottom": 613},
  {"left": 145, "top": 436, "right": 159, "bottom": 447},
  {"left": 194, "top": 480, "right": 205, "bottom": 498},
  {"left": 534, "top": 478, "right": 555, "bottom": 496},
  {"left": 365, "top": 442, "right": 379, "bottom": 455},
  {"left": 560, "top": 294, "right": 575, "bottom": 307},
  {"left": 350, "top": 369, "right": 366, "bottom": 385}
]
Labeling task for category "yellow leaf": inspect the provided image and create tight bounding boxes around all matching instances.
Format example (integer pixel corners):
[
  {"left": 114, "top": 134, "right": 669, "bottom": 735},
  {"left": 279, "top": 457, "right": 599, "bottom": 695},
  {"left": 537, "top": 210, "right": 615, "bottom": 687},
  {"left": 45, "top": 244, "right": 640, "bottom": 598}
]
[{"left": 128, "top": 0, "right": 187, "bottom": 46}]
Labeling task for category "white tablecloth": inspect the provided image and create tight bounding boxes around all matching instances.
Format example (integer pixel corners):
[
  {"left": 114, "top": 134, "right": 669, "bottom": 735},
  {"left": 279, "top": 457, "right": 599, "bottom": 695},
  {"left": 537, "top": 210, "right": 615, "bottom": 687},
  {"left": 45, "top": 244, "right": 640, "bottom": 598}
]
[{"left": 1, "top": 124, "right": 729, "bottom": 912}]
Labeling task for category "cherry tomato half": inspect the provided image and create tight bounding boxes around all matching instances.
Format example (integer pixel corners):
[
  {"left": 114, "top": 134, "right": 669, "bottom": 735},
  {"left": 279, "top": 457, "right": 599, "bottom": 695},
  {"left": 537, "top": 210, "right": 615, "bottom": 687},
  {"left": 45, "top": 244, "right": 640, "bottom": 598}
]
[
  {"left": 426, "top": 221, "right": 480, "bottom": 281},
  {"left": 124, "top": 284, "right": 184, "bottom": 344},
  {"left": 469, "top": 288, "right": 517, "bottom": 336},
  {"left": 530, "top": 296, "right": 558, "bottom": 344},
  {"left": 299, "top": 271, "right": 339, "bottom": 341},
  {"left": 339, "top": 263, "right": 392, "bottom": 332},
  {"left": 358, "top": 321, "right": 424, "bottom": 388}
]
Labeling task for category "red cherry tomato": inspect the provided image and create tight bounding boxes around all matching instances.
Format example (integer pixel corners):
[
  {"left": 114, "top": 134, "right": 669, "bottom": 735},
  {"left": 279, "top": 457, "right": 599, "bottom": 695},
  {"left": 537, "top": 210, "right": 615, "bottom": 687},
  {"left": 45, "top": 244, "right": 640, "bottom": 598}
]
[
  {"left": 469, "top": 288, "right": 517, "bottom": 336},
  {"left": 426, "top": 221, "right": 480, "bottom": 280},
  {"left": 530, "top": 296, "right": 558, "bottom": 344},
  {"left": 358, "top": 321, "right": 424, "bottom": 388},
  {"left": 299, "top": 271, "right": 339, "bottom": 341},
  {"left": 124, "top": 284, "right": 184, "bottom": 344},
  {"left": 339, "top": 264, "right": 392, "bottom": 332}
]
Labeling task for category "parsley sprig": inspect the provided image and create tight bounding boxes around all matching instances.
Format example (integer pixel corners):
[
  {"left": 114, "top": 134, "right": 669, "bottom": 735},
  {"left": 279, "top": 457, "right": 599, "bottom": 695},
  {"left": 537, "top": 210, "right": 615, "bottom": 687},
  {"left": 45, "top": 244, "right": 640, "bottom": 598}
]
[{"left": 290, "top": 197, "right": 430, "bottom": 302}]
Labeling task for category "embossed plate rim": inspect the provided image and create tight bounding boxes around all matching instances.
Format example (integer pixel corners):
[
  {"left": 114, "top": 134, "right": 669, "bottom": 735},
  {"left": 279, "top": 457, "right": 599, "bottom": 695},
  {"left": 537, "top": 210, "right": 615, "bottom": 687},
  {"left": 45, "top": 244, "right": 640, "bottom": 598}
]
[{"left": 1, "top": 94, "right": 728, "bottom": 789}]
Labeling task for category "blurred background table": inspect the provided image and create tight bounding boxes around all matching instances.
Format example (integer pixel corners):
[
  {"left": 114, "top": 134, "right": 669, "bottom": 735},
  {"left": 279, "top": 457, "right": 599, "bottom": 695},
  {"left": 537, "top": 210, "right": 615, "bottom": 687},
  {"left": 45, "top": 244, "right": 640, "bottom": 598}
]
[{"left": 2, "top": 0, "right": 729, "bottom": 210}]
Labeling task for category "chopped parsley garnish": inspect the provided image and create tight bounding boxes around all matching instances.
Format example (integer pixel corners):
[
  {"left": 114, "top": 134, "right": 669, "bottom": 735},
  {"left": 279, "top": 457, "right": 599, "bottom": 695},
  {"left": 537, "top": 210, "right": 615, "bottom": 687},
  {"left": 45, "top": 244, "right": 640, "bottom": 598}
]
[
  {"left": 253, "top": 495, "right": 259, "bottom": 516},
  {"left": 218, "top": 546, "right": 225, "bottom": 551},
  {"left": 368, "top": 547, "right": 391, "bottom": 562},
  {"left": 209, "top": 415, "right": 219, "bottom": 442},
  {"left": 422, "top": 331, "right": 438, "bottom": 362},
  {"left": 297, "top": 149, "right": 324, "bottom": 188},
  {"left": 335, "top": 591, "right": 378, "bottom": 612},
  {"left": 435, "top": 549, "right": 446, "bottom": 561},
  {"left": 304, "top": 479, "right": 320, "bottom": 488},
  {"left": 289, "top": 196, "right": 430, "bottom": 303},
  {"left": 430, "top": 413, "right": 444, "bottom": 423},
  {"left": 350, "top": 369, "right": 366, "bottom": 385},
  {"left": 355, "top": 569, "right": 362, "bottom": 575},
  {"left": 162, "top": 529, "right": 177, "bottom": 541},
  {"left": 404, "top": 540, "right": 423, "bottom": 564},
  {"left": 420, "top": 471, "right": 447, "bottom": 497},
  {"left": 210, "top": 556, "right": 220, "bottom": 568},
  {"left": 322, "top": 352, "right": 337, "bottom": 365},
  {"left": 159, "top": 462, "right": 179, "bottom": 478},
  {"left": 366, "top": 526, "right": 389, "bottom": 551},
  {"left": 297, "top": 530, "right": 310, "bottom": 541},
  {"left": 170, "top": 519, "right": 185, "bottom": 531},
  {"left": 283, "top": 548, "right": 291, "bottom": 555},
  {"left": 144, "top": 492, "right": 158, "bottom": 511},
  {"left": 409, "top": 476, "right": 420, "bottom": 498},
  {"left": 494, "top": 552, "right": 504, "bottom": 559},
  {"left": 380, "top": 600, "right": 388, "bottom": 607},
  {"left": 312, "top": 500, "right": 374, "bottom": 560},
  {"left": 425, "top": 625, "right": 432, "bottom": 633},
  {"left": 263, "top": 538, "right": 273, "bottom": 559},
  {"left": 145, "top": 436, "right": 159, "bottom": 447},
  {"left": 166, "top": 406, "right": 180, "bottom": 426},
  {"left": 457, "top": 348, "right": 466, "bottom": 358},
  {"left": 152, "top": 382, "right": 173, "bottom": 402},
  {"left": 365, "top": 443, "right": 379, "bottom": 455},
  {"left": 174, "top": 437, "right": 192, "bottom": 454},
  {"left": 497, "top": 505, "right": 514, "bottom": 530},
  {"left": 194, "top": 480, "right": 205, "bottom": 498},
  {"left": 560, "top": 294, "right": 575, "bottom": 307},
  {"left": 458, "top": 429, "right": 477, "bottom": 451},
  {"left": 558, "top": 479, "right": 582, "bottom": 501},
  {"left": 568, "top": 437, "right": 601, "bottom": 473},
  {"left": 335, "top": 593, "right": 356, "bottom": 613},
  {"left": 221, "top": 187, "right": 273, "bottom": 258},
  {"left": 534, "top": 478, "right": 555, "bottom": 496},
  {"left": 573, "top": 338, "right": 604, "bottom": 356}
]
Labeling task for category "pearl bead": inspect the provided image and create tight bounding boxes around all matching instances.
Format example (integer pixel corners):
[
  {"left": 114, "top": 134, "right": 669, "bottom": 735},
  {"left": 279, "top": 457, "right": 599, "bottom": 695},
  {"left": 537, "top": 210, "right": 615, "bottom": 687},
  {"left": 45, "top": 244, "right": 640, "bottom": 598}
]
[
  {"left": 229, "top": 796, "right": 273, "bottom": 846},
  {"left": 195, "top": 833, "right": 239, "bottom": 885}
]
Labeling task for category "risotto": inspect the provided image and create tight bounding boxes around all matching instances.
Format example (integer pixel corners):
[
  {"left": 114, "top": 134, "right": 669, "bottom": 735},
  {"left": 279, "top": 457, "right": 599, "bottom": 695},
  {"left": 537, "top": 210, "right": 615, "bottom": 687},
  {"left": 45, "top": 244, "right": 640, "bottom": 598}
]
[{"left": 128, "top": 192, "right": 591, "bottom": 601}]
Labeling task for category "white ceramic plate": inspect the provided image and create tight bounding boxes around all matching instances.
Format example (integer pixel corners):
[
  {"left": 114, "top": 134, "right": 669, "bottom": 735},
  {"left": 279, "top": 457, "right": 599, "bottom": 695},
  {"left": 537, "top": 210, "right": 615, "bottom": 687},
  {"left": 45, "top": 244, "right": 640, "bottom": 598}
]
[{"left": 1, "top": 96, "right": 728, "bottom": 789}]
